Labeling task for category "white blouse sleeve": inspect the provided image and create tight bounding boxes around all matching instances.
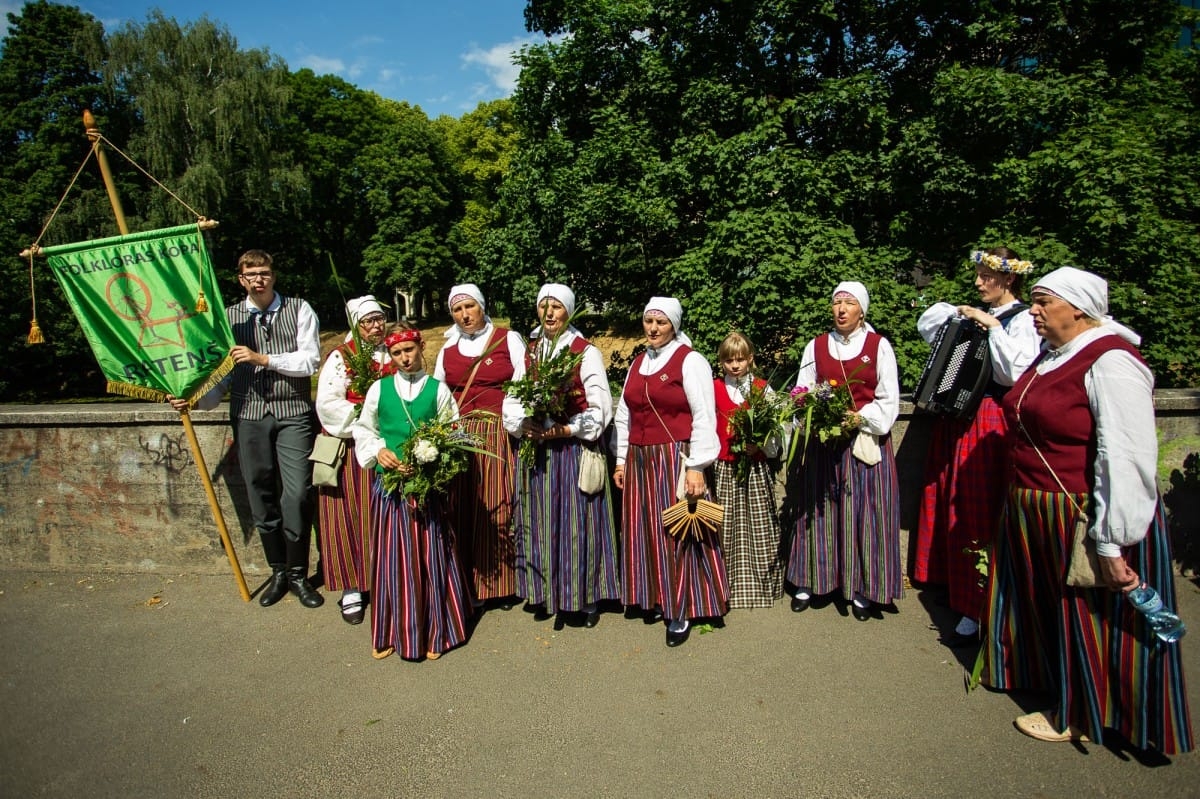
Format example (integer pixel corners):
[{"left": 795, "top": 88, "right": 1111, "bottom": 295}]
[
  {"left": 613, "top": 374, "right": 632, "bottom": 466},
  {"left": 681, "top": 350, "right": 719, "bottom": 470},
  {"left": 1087, "top": 349, "right": 1158, "bottom": 556},
  {"left": 351, "top": 378, "right": 387, "bottom": 469},
  {"left": 917, "top": 302, "right": 957, "bottom": 344},
  {"left": 794, "top": 339, "right": 818, "bottom": 389},
  {"left": 314, "top": 350, "right": 357, "bottom": 438},
  {"left": 570, "top": 344, "right": 612, "bottom": 441},
  {"left": 988, "top": 309, "right": 1042, "bottom": 387}
]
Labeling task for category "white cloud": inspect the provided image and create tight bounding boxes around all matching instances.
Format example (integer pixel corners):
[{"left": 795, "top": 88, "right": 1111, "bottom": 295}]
[
  {"left": 460, "top": 35, "right": 539, "bottom": 94},
  {"left": 298, "top": 54, "right": 347, "bottom": 75}
]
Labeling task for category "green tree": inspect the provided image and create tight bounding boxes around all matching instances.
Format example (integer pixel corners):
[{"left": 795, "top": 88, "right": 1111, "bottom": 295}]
[{"left": 0, "top": 1, "right": 121, "bottom": 399}]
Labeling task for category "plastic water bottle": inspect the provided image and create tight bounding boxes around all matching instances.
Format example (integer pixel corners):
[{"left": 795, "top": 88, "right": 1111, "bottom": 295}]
[{"left": 1127, "top": 584, "right": 1186, "bottom": 643}]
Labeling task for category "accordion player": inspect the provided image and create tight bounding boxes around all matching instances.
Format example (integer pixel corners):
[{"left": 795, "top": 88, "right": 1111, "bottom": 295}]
[{"left": 914, "top": 305, "right": 1027, "bottom": 418}]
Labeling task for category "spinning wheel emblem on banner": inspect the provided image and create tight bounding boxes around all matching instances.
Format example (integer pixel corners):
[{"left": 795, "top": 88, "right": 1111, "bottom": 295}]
[{"left": 105, "top": 272, "right": 196, "bottom": 348}]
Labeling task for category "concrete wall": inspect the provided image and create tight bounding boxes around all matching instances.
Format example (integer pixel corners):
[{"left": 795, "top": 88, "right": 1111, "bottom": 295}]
[{"left": 2, "top": 390, "right": 1198, "bottom": 577}]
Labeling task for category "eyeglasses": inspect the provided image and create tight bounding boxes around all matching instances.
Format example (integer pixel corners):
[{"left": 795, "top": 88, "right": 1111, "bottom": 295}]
[
  {"left": 359, "top": 315, "right": 387, "bottom": 327},
  {"left": 240, "top": 270, "right": 273, "bottom": 281}
]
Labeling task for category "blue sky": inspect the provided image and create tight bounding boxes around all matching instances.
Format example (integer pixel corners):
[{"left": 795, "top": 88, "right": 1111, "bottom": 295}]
[{"left": 2, "top": 1, "right": 540, "bottom": 118}]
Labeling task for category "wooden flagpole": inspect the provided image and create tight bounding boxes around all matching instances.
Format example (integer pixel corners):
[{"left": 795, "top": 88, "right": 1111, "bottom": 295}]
[{"left": 84, "top": 110, "right": 251, "bottom": 602}]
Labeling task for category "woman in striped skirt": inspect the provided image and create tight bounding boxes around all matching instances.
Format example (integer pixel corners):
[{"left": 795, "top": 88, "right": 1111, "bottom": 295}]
[
  {"left": 433, "top": 283, "right": 526, "bottom": 606},
  {"left": 784, "top": 281, "right": 903, "bottom": 621},
  {"left": 352, "top": 326, "right": 471, "bottom": 661},
  {"left": 613, "top": 297, "right": 727, "bottom": 647},
  {"left": 314, "top": 295, "right": 393, "bottom": 625},
  {"left": 912, "top": 248, "right": 1041, "bottom": 647},
  {"left": 712, "top": 331, "right": 783, "bottom": 608},
  {"left": 503, "top": 283, "right": 620, "bottom": 626},
  {"left": 981, "top": 266, "right": 1191, "bottom": 753}
]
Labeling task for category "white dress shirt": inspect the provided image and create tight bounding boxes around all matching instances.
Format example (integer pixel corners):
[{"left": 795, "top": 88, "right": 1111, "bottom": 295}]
[
  {"left": 613, "top": 339, "right": 720, "bottom": 469},
  {"left": 793, "top": 327, "right": 900, "bottom": 436}
]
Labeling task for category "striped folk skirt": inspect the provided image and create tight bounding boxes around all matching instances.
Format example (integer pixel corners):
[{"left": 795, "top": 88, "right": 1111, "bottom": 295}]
[
  {"left": 713, "top": 459, "right": 783, "bottom": 608},
  {"left": 912, "top": 398, "right": 1008, "bottom": 619},
  {"left": 316, "top": 445, "right": 372, "bottom": 592},
  {"left": 784, "top": 435, "right": 903, "bottom": 604},
  {"left": 981, "top": 487, "right": 1193, "bottom": 753},
  {"left": 512, "top": 438, "right": 620, "bottom": 614},
  {"left": 370, "top": 479, "right": 471, "bottom": 660},
  {"left": 621, "top": 442, "right": 729, "bottom": 621},
  {"left": 448, "top": 415, "right": 517, "bottom": 601}
]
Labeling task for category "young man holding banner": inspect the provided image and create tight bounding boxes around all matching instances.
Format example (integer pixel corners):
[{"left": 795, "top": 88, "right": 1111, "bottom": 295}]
[{"left": 182, "top": 250, "right": 323, "bottom": 608}]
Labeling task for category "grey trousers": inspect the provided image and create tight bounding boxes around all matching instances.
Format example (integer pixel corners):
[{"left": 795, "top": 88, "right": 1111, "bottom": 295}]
[{"left": 233, "top": 411, "right": 316, "bottom": 570}]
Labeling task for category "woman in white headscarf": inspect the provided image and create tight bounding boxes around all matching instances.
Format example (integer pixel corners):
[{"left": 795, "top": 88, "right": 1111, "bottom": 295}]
[
  {"left": 502, "top": 284, "right": 620, "bottom": 627},
  {"left": 979, "top": 266, "right": 1192, "bottom": 753},
  {"left": 784, "top": 281, "right": 903, "bottom": 621},
  {"left": 314, "top": 295, "right": 393, "bottom": 624},
  {"left": 433, "top": 284, "right": 527, "bottom": 606},
  {"left": 612, "top": 296, "right": 727, "bottom": 647}
]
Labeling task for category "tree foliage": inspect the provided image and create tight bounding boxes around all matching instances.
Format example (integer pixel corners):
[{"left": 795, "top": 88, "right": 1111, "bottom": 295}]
[{"left": 496, "top": 0, "right": 1200, "bottom": 387}]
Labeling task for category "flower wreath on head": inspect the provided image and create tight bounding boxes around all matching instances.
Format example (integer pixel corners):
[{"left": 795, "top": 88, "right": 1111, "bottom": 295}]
[{"left": 971, "top": 250, "right": 1034, "bottom": 275}]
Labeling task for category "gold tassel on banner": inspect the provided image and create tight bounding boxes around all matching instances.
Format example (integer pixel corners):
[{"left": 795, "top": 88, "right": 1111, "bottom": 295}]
[
  {"left": 27, "top": 317, "right": 44, "bottom": 345},
  {"left": 26, "top": 249, "right": 44, "bottom": 345},
  {"left": 195, "top": 289, "right": 208, "bottom": 313}
]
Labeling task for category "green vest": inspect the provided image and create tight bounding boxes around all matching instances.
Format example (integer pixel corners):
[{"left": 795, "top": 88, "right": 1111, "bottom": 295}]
[{"left": 376, "top": 375, "right": 441, "bottom": 474}]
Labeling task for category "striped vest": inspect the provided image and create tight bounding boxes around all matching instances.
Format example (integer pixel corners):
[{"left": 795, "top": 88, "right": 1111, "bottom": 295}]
[{"left": 227, "top": 295, "right": 314, "bottom": 421}]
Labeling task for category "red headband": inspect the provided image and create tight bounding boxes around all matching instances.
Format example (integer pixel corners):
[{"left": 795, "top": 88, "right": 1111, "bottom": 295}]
[{"left": 385, "top": 329, "right": 422, "bottom": 348}]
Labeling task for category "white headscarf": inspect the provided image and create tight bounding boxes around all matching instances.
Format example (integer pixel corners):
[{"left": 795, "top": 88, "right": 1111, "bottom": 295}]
[
  {"left": 536, "top": 283, "right": 576, "bottom": 317},
  {"left": 345, "top": 295, "right": 384, "bottom": 326},
  {"left": 833, "top": 281, "right": 869, "bottom": 316},
  {"left": 444, "top": 283, "right": 492, "bottom": 343},
  {"left": 1032, "top": 266, "right": 1141, "bottom": 345},
  {"left": 643, "top": 296, "right": 692, "bottom": 347}
]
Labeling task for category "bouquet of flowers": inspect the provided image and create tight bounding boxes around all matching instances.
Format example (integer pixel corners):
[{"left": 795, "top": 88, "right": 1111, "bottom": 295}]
[
  {"left": 379, "top": 410, "right": 493, "bottom": 506},
  {"left": 504, "top": 337, "right": 585, "bottom": 467},
  {"left": 341, "top": 328, "right": 394, "bottom": 413},
  {"left": 788, "top": 378, "right": 859, "bottom": 464},
  {"left": 727, "top": 381, "right": 793, "bottom": 483}
]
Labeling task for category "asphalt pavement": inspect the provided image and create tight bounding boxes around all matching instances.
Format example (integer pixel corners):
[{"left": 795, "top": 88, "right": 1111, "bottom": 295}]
[{"left": 3, "top": 568, "right": 1200, "bottom": 798}]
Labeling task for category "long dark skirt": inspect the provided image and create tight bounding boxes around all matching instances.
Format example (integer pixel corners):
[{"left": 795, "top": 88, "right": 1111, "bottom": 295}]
[
  {"left": 784, "top": 435, "right": 903, "bottom": 604},
  {"left": 981, "top": 487, "right": 1193, "bottom": 753},
  {"left": 512, "top": 438, "right": 620, "bottom": 614}
]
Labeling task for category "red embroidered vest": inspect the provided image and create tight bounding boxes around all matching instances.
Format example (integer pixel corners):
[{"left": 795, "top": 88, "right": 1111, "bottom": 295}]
[
  {"left": 714, "top": 377, "right": 768, "bottom": 462},
  {"left": 814, "top": 332, "right": 880, "bottom": 410},
  {"left": 1004, "top": 336, "right": 1145, "bottom": 494},
  {"left": 624, "top": 345, "right": 693, "bottom": 446},
  {"left": 441, "top": 327, "right": 515, "bottom": 414}
]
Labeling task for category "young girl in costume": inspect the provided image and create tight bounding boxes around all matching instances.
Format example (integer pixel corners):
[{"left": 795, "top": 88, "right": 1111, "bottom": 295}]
[
  {"left": 711, "top": 332, "right": 784, "bottom": 608},
  {"left": 352, "top": 325, "right": 472, "bottom": 661}
]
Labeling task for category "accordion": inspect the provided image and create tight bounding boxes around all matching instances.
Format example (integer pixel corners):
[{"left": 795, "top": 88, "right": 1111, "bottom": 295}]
[{"left": 913, "top": 317, "right": 993, "bottom": 418}]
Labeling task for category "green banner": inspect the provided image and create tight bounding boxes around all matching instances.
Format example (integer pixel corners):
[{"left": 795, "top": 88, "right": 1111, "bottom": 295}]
[{"left": 41, "top": 224, "right": 234, "bottom": 402}]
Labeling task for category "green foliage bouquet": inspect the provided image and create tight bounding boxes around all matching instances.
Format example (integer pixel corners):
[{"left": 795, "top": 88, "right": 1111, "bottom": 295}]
[
  {"left": 379, "top": 410, "right": 493, "bottom": 506},
  {"left": 727, "top": 381, "right": 793, "bottom": 483},
  {"left": 341, "top": 329, "right": 394, "bottom": 413},
  {"left": 503, "top": 337, "right": 585, "bottom": 467}
]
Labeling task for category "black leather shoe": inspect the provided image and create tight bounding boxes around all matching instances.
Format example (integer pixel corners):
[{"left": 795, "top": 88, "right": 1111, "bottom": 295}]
[
  {"left": 583, "top": 609, "right": 601, "bottom": 628},
  {"left": 939, "top": 631, "right": 980, "bottom": 649},
  {"left": 666, "top": 623, "right": 691, "bottom": 647},
  {"left": 790, "top": 595, "right": 811, "bottom": 613},
  {"left": 851, "top": 602, "right": 871, "bottom": 621},
  {"left": 644, "top": 608, "right": 664, "bottom": 625},
  {"left": 259, "top": 569, "right": 289, "bottom": 607},
  {"left": 288, "top": 568, "right": 324, "bottom": 608}
]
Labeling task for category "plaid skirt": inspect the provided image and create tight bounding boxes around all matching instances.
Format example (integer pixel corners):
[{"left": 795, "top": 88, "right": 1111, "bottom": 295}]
[{"left": 713, "top": 459, "right": 782, "bottom": 608}]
